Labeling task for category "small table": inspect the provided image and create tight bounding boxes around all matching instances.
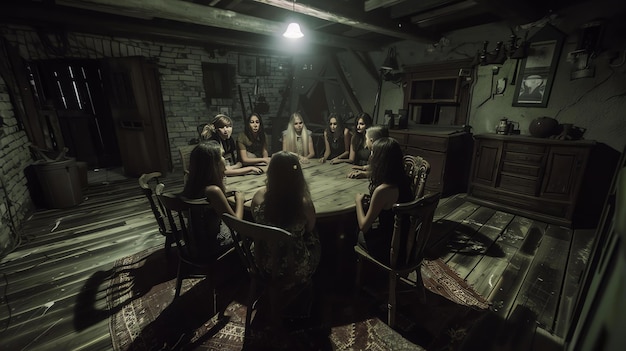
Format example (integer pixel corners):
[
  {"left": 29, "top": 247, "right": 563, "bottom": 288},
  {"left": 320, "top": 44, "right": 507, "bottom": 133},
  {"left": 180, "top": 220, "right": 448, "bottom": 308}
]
[{"left": 225, "top": 161, "right": 369, "bottom": 218}]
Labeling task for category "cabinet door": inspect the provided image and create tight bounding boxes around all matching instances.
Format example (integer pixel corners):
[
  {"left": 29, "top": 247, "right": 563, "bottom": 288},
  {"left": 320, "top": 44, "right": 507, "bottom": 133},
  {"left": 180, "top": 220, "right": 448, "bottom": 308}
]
[
  {"left": 541, "top": 146, "right": 589, "bottom": 200},
  {"left": 472, "top": 139, "right": 502, "bottom": 186}
]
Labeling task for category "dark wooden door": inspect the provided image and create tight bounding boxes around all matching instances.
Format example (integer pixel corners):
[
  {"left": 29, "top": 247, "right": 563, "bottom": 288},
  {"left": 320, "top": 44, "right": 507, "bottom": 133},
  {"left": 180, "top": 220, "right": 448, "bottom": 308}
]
[
  {"left": 101, "top": 57, "right": 171, "bottom": 177},
  {"left": 32, "top": 59, "right": 121, "bottom": 168}
]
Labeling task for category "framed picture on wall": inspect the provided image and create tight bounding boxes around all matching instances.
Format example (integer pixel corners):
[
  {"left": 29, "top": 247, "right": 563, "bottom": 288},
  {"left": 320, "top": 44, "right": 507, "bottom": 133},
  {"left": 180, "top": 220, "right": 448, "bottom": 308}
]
[
  {"left": 238, "top": 54, "right": 256, "bottom": 76},
  {"left": 513, "top": 25, "right": 565, "bottom": 107}
]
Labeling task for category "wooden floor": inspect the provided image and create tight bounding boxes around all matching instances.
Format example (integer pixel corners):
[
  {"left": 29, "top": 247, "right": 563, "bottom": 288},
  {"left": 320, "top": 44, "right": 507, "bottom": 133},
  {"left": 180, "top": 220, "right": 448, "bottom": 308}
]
[{"left": 0, "top": 170, "right": 592, "bottom": 350}]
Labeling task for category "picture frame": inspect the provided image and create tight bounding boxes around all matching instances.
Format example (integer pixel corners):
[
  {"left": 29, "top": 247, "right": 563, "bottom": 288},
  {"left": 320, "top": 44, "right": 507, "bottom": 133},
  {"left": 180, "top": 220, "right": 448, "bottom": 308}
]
[
  {"left": 238, "top": 54, "right": 256, "bottom": 76},
  {"left": 257, "top": 56, "right": 271, "bottom": 76},
  {"left": 512, "top": 25, "right": 565, "bottom": 107}
]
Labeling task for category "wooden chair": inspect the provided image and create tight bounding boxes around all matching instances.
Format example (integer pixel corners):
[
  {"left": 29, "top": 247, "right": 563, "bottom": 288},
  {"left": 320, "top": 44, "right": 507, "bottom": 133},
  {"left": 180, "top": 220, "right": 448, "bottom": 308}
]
[
  {"left": 138, "top": 172, "right": 174, "bottom": 253},
  {"left": 156, "top": 189, "right": 233, "bottom": 313},
  {"left": 354, "top": 192, "right": 441, "bottom": 328},
  {"left": 221, "top": 213, "right": 301, "bottom": 341},
  {"left": 403, "top": 155, "right": 430, "bottom": 199},
  {"left": 178, "top": 144, "right": 197, "bottom": 184}
]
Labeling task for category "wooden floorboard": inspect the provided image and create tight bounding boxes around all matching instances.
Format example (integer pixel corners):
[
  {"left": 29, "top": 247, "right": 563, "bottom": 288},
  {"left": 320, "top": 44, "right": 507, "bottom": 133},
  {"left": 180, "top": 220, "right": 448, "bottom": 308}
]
[{"left": 0, "top": 174, "right": 589, "bottom": 351}]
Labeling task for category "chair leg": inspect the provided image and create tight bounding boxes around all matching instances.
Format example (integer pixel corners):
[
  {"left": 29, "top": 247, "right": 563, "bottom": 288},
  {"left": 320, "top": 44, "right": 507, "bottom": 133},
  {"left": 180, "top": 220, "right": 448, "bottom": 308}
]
[
  {"left": 388, "top": 272, "right": 398, "bottom": 328},
  {"left": 174, "top": 262, "right": 183, "bottom": 299},
  {"left": 355, "top": 256, "right": 363, "bottom": 292},
  {"left": 244, "top": 279, "right": 258, "bottom": 341}
]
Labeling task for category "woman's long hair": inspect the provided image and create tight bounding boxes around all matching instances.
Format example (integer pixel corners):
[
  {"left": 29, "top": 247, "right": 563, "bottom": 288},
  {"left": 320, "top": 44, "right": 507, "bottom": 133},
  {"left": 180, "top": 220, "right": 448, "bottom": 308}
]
[
  {"left": 368, "top": 137, "right": 408, "bottom": 195},
  {"left": 284, "top": 112, "right": 311, "bottom": 156},
  {"left": 263, "top": 151, "right": 311, "bottom": 227},
  {"left": 326, "top": 113, "right": 345, "bottom": 141},
  {"left": 181, "top": 141, "right": 225, "bottom": 198},
  {"left": 351, "top": 112, "right": 373, "bottom": 151},
  {"left": 244, "top": 113, "right": 267, "bottom": 149}
]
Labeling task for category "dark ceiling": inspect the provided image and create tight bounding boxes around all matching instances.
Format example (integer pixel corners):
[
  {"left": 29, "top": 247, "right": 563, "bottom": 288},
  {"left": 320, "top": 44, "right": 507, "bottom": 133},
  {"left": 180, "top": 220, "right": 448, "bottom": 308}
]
[{"left": 1, "top": 0, "right": 596, "bottom": 54}]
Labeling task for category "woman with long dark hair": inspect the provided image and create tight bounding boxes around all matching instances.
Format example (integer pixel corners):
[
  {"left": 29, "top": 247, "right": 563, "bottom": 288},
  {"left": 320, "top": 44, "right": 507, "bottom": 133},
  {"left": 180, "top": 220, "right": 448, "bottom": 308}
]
[
  {"left": 250, "top": 151, "right": 320, "bottom": 289},
  {"left": 330, "top": 112, "right": 373, "bottom": 166},
  {"left": 354, "top": 137, "right": 412, "bottom": 262},
  {"left": 237, "top": 113, "right": 271, "bottom": 166},
  {"left": 180, "top": 141, "right": 245, "bottom": 255},
  {"left": 319, "top": 113, "right": 351, "bottom": 163}
]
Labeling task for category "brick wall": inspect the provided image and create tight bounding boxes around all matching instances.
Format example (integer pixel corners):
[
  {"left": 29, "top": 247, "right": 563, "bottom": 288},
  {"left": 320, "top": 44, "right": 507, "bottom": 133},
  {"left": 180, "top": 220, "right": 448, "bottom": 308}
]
[
  {"left": 1, "top": 24, "right": 290, "bottom": 169},
  {"left": 0, "top": 75, "right": 35, "bottom": 257}
]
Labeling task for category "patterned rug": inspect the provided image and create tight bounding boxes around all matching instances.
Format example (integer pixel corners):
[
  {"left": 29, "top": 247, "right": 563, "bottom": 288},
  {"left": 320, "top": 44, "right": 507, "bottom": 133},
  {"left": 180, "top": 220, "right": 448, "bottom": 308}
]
[{"left": 107, "top": 247, "right": 488, "bottom": 351}]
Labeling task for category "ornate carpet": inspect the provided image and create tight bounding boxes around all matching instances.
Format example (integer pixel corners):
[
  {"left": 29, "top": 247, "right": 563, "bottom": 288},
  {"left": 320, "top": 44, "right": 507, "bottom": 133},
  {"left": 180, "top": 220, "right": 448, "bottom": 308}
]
[{"left": 107, "top": 246, "right": 489, "bottom": 351}]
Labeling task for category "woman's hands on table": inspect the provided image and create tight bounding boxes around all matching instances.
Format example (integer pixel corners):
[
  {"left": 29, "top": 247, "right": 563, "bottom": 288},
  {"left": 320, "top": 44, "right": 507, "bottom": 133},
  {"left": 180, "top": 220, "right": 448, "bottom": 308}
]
[{"left": 234, "top": 190, "right": 245, "bottom": 204}]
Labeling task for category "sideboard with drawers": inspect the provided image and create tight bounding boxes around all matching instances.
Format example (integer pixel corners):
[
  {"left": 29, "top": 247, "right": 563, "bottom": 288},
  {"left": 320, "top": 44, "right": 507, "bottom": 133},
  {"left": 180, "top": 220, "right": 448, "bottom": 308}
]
[{"left": 467, "top": 134, "right": 616, "bottom": 228}]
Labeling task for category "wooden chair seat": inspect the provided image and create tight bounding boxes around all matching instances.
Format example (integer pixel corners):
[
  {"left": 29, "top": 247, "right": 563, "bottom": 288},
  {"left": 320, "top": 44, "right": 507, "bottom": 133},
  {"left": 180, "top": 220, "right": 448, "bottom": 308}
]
[
  {"left": 157, "top": 189, "right": 234, "bottom": 313},
  {"left": 354, "top": 192, "right": 441, "bottom": 328},
  {"left": 221, "top": 213, "right": 310, "bottom": 342}
]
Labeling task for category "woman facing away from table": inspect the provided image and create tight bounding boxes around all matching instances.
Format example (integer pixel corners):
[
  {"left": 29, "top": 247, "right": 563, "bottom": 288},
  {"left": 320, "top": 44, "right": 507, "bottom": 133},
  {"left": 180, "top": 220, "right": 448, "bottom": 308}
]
[
  {"left": 319, "top": 113, "right": 351, "bottom": 163},
  {"left": 179, "top": 141, "right": 245, "bottom": 256},
  {"left": 282, "top": 112, "right": 315, "bottom": 163},
  {"left": 355, "top": 137, "right": 412, "bottom": 262},
  {"left": 236, "top": 112, "right": 271, "bottom": 166},
  {"left": 251, "top": 151, "right": 320, "bottom": 292},
  {"left": 209, "top": 114, "right": 264, "bottom": 176},
  {"left": 329, "top": 112, "right": 373, "bottom": 166},
  {"left": 347, "top": 125, "right": 389, "bottom": 179}
]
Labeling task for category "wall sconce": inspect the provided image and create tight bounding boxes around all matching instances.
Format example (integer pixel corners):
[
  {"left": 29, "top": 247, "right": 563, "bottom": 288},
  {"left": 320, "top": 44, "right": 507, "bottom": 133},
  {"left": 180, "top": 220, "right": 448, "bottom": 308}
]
[{"left": 567, "top": 20, "right": 604, "bottom": 79}]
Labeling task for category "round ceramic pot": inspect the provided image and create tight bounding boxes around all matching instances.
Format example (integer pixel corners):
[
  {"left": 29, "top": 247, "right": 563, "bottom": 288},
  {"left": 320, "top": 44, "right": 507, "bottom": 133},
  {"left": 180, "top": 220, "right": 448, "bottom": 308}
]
[{"left": 529, "top": 117, "right": 558, "bottom": 138}]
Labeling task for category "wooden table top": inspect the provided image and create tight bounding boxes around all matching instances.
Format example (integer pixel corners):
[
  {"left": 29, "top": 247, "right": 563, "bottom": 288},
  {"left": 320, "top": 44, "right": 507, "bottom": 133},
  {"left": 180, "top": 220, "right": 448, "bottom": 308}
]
[{"left": 225, "top": 162, "right": 369, "bottom": 218}]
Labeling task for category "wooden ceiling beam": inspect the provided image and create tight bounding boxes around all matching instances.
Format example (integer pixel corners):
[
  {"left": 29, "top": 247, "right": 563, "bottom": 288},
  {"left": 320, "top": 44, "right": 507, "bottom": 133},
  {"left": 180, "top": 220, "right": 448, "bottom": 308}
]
[
  {"left": 55, "top": 0, "right": 379, "bottom": 51},
  {"left": 253, "top": 0, "right": 438, "bottom": 42}
]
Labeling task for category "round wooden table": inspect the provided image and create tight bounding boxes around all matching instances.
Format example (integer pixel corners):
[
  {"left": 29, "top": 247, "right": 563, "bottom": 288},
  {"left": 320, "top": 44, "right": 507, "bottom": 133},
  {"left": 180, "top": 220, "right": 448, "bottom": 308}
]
[{"left": 225, "top": 161, "right": 369, "bottom": 218}]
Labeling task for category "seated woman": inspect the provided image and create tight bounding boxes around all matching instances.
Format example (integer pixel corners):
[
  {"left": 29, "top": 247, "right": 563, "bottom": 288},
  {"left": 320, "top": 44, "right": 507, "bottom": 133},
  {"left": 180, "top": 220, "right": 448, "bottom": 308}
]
[
  {"left": 209, "top": 114, "right": 264, "bottom": 176},
  {"left": 319, "top": 113, "right": 351, "bottom": 163},
  {"left": 251, "top": 151, "right": 320, "bottom": 291},
  {"left": 354, "top": 137, "right": 412, "bottom": 263},
  {"left": 347, "top": 125, "right": 389, "bottom": 179},
  {"left": 282, "top": 112, "right": 315, "bottom": 163},
  {"left": 179, "top": 141, "right": 245, "bottom": 256},
  {"left": 330, "top": 112, "right": 373, "bottom": 166},
  {"left": 236, "top": 113, "right": 272, "bottom": 166}
]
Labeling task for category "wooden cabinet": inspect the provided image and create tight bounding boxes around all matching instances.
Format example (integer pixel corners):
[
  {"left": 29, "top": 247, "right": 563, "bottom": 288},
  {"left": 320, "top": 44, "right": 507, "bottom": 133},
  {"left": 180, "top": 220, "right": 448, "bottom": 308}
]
[
  {"left": 389, "top": 127, "right": 472, "bottom": 196},
  {"left": 403, "top": 59, "right": 473, "bottom": 126},
  {"left": 467, "top": 134, "right": 605, "bottom": 227}
]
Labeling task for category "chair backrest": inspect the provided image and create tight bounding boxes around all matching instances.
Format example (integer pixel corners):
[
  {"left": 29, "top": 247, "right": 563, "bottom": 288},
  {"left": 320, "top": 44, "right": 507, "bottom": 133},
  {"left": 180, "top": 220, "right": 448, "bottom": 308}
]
[
  {"left": 178, "top": 144, "right": 197, "bottom": 184},
  {"left": 403, "top": 155, "right": 430, "bottom": 199},
  {"left": 221, "top": 213, "right": 294, "bottom": 281},
  {"left": 389, "top": 192, "right": 441, "bottom": 269},
  {"left": 157, "top": 190, "right": 217, "bottom": 263},
  {"left": 138, "top": 172, "right": 168, "bottom": 235}
]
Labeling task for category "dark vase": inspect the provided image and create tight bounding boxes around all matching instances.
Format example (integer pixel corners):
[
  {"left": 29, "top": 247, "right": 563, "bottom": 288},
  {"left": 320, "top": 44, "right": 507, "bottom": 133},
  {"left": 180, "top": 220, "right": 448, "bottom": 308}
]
[{"left": 529, "top": 117, "right": 559, "bottom": 138}]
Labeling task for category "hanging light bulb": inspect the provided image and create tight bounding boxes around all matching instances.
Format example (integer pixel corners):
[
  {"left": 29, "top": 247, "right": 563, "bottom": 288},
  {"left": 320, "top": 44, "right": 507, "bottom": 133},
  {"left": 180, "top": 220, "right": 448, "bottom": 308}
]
[
  {"left": 283, "top": 0, "right": 303, "bottom": 39},
  {"left": 283, "top": 22, "right": 304, "bottom": 39}
]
